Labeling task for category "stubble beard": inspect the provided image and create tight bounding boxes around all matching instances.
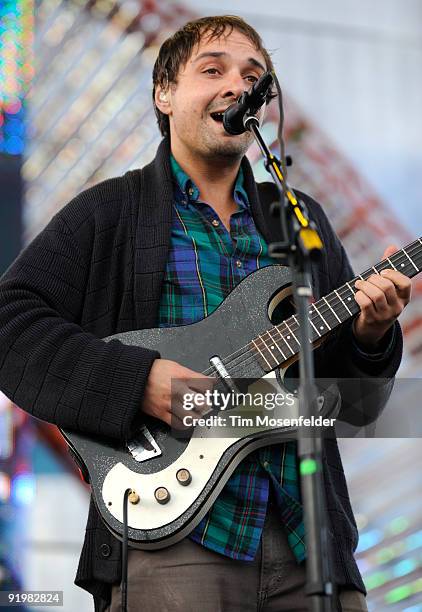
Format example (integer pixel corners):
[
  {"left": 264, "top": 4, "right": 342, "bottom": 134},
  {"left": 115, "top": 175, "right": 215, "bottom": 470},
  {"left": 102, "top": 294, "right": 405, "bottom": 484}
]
[
  {"left": 199, "top": 123, "right": 252, "bottom": 161},
  {"left": 172, "top": 114, "right": 253, "bottom": 164}
]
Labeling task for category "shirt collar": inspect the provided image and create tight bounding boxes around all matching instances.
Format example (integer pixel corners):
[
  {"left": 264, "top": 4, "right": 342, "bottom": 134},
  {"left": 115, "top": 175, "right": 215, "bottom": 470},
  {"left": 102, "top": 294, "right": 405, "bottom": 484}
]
[{"left": 170, "top": 153, "right": 249, "bottom": 209}]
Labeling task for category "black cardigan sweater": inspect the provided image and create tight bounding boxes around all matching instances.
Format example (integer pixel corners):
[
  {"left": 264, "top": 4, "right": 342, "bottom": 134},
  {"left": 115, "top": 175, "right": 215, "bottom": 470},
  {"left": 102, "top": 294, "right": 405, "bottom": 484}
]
[{"left": 0, "top": 137, "right": 402, "bottom": 610}]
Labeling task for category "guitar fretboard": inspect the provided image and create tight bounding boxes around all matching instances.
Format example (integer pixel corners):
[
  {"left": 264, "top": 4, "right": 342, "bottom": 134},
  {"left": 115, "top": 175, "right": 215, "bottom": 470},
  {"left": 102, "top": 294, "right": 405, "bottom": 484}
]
[{"left": 250, "top": 237, "right": 422, "bottom": 372}]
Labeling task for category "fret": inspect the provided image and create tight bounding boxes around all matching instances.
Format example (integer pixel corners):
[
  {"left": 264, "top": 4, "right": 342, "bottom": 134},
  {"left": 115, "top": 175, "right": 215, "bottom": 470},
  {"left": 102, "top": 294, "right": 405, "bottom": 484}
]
[
  {"left": 265, "top": 329, "right": 288, "bottom": 360},
  {"left": 252, "top": 338, "right": 273, "bottom": 370},
  {"left": 389, "top": 251, "right": 405, "bottom": 272},
  {"left": 292, "top": 314, "right": 316, "bottom": 343},
  {"left": 359, "top": 268, "right": 380, "bottom": 281},
  {"left": 313, "top": 299, "right": 338, "bottom": 330},
  {"left": 412, "top": 240, "right": 422, "bottom": 271},
  {"left": 324, "top": 291, "right": 349, "bottom": 322},
  {"left": 334, "top": 288, "right": 352, "bottom": 316},
  {"left": 310, "top": 303, "right": 331, "bottom": 332},
  {"left": 412, "top": 252, "right": 422, "bottom": 272},
  {"left": 345, "top": 282, "right": 356, "bottom": 302},
  {"left": 322, "top": 295, "right": 341, "bottom": 323},
  {"left": 335, "top": 286, "right": 359, "bottom": 322},
  {"left": 341, "top": 283, "right": 359, "bottom": 309},
  {"left": 375, "top": 243, "right": 422, "bottom": 277},
  {"left": 340, "top": 282, "right": 357, "bottom": 312},
  {"left": 272, "top": 325, "right": 294, "bottom": 355},
  {"left": 260, "top": 334, "right": 282, "bottom": 368},
  {"left": 402, "top": 248, "right": 419, "bottom": 272},
  {"left": 386, "top": 257, "right": 397, "bottom": 271},
  {"left": 358, "top": 273, "right": 367, "bottom": 281},
  {"left": 308, "top": 316, "right": 322, "bottom": 337},
  {"left": 283, "top": 319, "right": 300, "bottom": 345},
  {"left": 376, "top": 260, "right": 390, "bottom": 272}
]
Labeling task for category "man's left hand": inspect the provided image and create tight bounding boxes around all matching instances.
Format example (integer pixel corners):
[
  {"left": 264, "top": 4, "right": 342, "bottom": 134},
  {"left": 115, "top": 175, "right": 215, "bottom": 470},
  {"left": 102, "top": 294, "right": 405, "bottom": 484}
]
[{"left": 352, "top": 245, "right": 412, "bottom": 349}]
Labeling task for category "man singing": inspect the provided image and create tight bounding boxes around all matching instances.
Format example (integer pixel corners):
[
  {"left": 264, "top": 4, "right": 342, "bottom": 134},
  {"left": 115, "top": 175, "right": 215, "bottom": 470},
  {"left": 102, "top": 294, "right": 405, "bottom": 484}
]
[{"left": 0, "top": 15, "right": 411, "bottom": 612}]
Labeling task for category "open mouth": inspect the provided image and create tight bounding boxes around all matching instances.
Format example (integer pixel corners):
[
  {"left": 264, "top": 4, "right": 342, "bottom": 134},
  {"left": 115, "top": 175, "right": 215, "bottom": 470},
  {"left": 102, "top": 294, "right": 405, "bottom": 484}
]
[{"left": 210, "top": 112, "right": 224, "bottom": 123}]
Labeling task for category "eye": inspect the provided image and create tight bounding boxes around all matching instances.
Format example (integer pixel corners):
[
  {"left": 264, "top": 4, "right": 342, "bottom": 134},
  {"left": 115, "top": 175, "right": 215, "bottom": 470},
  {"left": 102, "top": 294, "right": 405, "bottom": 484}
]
[
  {"left": 245, "top": 75, "right": 258, "bottom": 83},
  {"left": 203, "top": 68, "right": 220, "bottom": 75}
]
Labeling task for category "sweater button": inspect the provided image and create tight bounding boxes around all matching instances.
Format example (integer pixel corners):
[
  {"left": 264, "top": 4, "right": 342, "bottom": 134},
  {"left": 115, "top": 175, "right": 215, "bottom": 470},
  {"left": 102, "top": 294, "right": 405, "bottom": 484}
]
[{"left": 100, "top": 543, "right": 111, "bottom": 558}]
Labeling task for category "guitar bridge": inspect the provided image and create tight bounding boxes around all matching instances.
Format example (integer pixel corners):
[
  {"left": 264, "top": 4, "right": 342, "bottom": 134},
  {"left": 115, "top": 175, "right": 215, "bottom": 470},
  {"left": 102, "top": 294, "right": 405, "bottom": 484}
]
[{"left": 127, "top": 425, "right": 161, "bottom": 462}]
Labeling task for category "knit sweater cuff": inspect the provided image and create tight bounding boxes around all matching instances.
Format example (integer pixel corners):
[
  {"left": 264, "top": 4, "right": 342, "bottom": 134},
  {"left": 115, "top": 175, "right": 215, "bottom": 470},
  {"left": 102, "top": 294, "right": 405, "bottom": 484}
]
[{"left": 99, "top": 344, "right": 159, "bottom": 441}]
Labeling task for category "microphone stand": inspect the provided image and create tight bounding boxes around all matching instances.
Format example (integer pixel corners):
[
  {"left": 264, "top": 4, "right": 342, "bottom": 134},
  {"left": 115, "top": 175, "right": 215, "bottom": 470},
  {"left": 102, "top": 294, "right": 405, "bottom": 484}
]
[{"left": 244, "top": 114, "right": 334, "bottom": 612}]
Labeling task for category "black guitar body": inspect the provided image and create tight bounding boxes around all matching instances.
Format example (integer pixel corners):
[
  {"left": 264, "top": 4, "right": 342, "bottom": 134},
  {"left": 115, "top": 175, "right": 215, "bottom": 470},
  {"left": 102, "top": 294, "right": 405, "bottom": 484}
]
[{"left": 61, "top": 265, "right": 307, "bottom": 548}]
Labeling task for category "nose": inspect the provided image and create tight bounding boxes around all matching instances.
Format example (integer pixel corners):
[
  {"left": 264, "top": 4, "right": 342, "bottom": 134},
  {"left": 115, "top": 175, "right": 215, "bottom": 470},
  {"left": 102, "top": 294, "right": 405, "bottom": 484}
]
[{"left": 220, "top": 71, "right": 248, "bottom": 101}]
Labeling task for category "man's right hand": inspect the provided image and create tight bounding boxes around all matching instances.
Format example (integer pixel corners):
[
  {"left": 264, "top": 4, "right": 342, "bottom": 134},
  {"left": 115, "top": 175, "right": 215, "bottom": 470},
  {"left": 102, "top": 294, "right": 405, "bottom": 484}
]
[{"left": 141, "top": 358, "right": 214, "bottom": 428}]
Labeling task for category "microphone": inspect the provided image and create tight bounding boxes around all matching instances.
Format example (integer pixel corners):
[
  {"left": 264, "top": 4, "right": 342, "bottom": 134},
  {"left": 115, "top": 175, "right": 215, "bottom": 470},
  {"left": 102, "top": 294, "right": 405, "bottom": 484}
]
[{"left": 223, "top": 70, "right": 274, "bottom": 136}]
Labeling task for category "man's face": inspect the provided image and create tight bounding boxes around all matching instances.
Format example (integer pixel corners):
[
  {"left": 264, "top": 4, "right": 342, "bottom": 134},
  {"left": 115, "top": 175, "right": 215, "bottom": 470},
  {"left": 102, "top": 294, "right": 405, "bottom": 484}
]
[{"left": 156, "top": 29, "right": 268, "bottom": 162}]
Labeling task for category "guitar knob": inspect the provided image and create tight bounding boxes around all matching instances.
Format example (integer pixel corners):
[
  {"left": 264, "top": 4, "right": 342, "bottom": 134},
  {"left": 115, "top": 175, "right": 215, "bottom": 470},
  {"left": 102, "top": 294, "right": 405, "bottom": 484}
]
[
  {"left": 128, "top": 490, "right": 140, "bottom": 505},
  {"left": 154, "top": 487, "right": 171, "bottom": 504},
  {"left": 176, "top": 469, "right": 192, "bottom": 486}
]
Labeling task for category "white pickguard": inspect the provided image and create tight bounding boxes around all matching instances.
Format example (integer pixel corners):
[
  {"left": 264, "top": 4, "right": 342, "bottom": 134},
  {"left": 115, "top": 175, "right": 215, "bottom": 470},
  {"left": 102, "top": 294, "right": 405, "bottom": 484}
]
[{"left": 102, "top": 372, "right": 302, "bottom": 530}]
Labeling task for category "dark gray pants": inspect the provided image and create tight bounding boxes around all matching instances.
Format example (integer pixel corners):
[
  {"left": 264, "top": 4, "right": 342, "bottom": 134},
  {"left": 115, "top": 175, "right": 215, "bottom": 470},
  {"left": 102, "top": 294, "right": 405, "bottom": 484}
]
[{"left": 106, "top": 495, "right": 367, "bottom": 612}]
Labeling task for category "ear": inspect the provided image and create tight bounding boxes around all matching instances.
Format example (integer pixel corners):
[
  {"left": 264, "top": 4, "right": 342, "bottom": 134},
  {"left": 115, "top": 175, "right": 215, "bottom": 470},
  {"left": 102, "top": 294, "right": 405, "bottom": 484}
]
[{"left": 155, "top": 85, "right": 172, "bottom": 116}]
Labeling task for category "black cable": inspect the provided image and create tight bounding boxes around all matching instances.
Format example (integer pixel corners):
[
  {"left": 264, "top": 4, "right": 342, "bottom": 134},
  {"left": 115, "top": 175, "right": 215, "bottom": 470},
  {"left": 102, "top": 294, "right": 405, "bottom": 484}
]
[
  {"left": 121, "top": 488, "right": 131, "bottom": 612},
  {"left": 272, "top": 70, "right": 286, "bottom": 176}
]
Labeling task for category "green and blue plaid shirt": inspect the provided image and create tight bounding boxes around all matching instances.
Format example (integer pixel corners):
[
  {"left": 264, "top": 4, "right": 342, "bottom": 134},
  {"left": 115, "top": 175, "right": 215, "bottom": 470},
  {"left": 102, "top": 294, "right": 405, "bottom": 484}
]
[{"left": 157, "top": 155, "right": 305, "bottom": 563}]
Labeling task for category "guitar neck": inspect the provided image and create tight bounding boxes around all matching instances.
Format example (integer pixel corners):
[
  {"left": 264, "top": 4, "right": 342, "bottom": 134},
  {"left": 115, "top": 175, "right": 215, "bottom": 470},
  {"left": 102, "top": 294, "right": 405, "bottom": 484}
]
[{"left": 251, "top": 237, "right": 422, "bottom": 372}]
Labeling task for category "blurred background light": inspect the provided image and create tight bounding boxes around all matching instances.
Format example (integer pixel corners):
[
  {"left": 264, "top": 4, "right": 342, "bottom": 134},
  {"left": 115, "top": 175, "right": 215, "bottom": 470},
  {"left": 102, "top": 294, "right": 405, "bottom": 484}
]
[
  {"left": 0, "top": 2, "right": 420, "bottom": 610},
  {"left": 11, "top": 473, "right": 35, "bottom": 506}
]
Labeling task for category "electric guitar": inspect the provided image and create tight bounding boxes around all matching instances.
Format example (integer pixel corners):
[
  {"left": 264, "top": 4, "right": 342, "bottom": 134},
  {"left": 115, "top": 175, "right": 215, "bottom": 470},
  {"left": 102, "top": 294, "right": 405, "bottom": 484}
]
[{"left": 60, "top": 238, "right": 421, "bottom": 549}]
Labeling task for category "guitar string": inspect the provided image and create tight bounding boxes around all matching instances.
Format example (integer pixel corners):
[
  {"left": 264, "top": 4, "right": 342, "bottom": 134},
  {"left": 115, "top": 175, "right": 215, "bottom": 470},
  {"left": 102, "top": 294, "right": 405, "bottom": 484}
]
[
  {"left": 202, "top": 246, "right": 419, "bottom": 377},
  {"left": 201, "top": 243, "right": 413, "bottom": 372},
  {"left": 215, "top": 244, "right": 420, "bottom": 377},
  {"left": 212, "top": 248, "right": 420, "bottom": 377},
  {"left": 198, "top": 243, "right": 421, "bottom": 378},
  {"left": 239, "top": 239, "right": 422, "bottom": 359}
]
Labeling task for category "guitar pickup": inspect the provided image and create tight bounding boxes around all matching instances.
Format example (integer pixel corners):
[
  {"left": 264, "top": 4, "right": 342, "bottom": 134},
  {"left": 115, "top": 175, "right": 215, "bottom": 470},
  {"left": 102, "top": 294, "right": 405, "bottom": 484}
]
[{"left": 127, "top": 425, "right": 161, "bottom": 462}]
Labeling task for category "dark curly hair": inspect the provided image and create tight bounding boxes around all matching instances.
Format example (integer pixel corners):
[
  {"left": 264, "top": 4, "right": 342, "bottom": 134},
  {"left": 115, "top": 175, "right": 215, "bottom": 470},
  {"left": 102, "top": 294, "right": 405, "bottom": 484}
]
[{"left": 152, "top": 15, "right": 275, "bottom": 136}]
